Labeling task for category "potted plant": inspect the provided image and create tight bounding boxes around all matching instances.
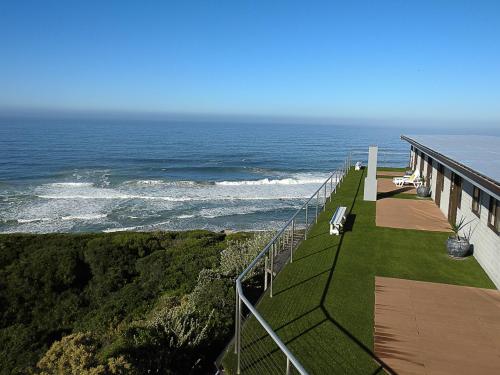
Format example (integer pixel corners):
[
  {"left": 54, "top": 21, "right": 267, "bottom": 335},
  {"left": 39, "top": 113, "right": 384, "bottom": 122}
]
[
  {"left": 447, "top": 217, "right": 473, "bottom": 258},
  {"left": 416, "top": 176, "right": 431, "bottom": 197}
]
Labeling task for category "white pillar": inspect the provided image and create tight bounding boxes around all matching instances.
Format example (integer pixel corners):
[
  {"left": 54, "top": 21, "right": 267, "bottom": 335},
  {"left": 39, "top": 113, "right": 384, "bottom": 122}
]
[{"left": 363, "top": 145, "right": 378, "bottom": 201}]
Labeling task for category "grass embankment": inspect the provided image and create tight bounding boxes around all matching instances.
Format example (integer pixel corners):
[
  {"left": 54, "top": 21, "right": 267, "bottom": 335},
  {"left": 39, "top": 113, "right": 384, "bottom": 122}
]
[{"left": 223, "top": 169, "right": 494, "bottom": 374}]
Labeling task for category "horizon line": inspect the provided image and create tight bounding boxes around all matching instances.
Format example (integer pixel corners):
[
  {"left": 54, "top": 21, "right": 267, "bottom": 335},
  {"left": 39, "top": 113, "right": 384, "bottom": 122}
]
[{"left": 0, "top": 106, "right": 499, "bottom": 129}]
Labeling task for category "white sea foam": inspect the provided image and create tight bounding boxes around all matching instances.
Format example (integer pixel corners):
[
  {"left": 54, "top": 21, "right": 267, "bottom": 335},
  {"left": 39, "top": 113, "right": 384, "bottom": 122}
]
[
  {"left": 17, "top": 218, "right": 52, "bottom": 223},
  {"left": 48, "top": 182, "right": 94, "bottom": 187},
  {"left": 61, "top": 214, "right": 107, "bottom": 221},
  {"left": 215, "top": 177, "right": 325, "bottom": 186},
  {"left": 129, "top": 180, "right": 197, "bottom": 187},
  {"left": 103, "top": 226, "right": 139, "bottom": 233},
  {"left": 3, "top": 171, "right": 339, "bottom": 233},
  {"left": 177, "top": 214, "right": 196, "bottom": 219}
]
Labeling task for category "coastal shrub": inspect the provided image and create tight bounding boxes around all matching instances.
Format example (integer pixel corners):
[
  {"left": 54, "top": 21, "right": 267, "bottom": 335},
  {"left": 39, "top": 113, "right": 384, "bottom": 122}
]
[
  {"left": 0, "top": 231, "right": 227, "bottom": 375},
  {"left": 35, "top": 332, "right": 134, "bottom": 375},
  {"left": 219, "top": 231, "right": 273, "bottom": 279},
  {"left": 0, "top": 230, "right": 269, "bottom": 374}
]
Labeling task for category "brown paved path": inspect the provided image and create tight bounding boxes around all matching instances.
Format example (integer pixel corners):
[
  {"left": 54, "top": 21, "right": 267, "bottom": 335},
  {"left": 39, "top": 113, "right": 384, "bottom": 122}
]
[
  {"left": 376, "top": 198, "right": 451, "bottom": 232},
  {"left": 375, "top": 277, "right": 500, "bottom": 375},
  {"left": 378, "top": 178, "right": 416, "bottom": 195}
]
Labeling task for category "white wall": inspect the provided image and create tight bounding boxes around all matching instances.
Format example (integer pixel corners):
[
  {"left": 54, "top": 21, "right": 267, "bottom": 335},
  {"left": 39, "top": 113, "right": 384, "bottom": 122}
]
[
  {"left": 457, "top": 181, "right": 500, "bottom": 289},
  {"left": 431, "top": 160, "right": 438, "bottom": 201},
  {"left": 414, "top": 146, "right": 500, "bottom": 289},
  {"left": 439, "top": 168, "right": 452, "bottom": 217}
]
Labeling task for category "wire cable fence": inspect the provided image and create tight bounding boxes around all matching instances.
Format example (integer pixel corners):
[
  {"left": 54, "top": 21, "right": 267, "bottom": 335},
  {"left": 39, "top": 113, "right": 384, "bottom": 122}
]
[
  {"left": 350, "top": 150, "right": 409, "bottom": 168},
  {"left": 233, "top": 155, "right": 352, "bottom": 374}
]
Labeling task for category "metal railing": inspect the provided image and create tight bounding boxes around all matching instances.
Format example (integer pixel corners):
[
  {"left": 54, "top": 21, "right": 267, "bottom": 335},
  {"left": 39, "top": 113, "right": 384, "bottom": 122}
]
[
  {"left": 350, "top": 150, "right": 410, "bottom": 168},
  {"left": 233, "top": 155, "right": 352, "bottom": 374}
]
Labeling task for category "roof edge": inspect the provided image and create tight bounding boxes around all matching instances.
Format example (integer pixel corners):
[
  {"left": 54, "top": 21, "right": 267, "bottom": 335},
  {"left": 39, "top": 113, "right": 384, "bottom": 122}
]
[{"left": 401, "top": 135, "right": 500, "bottom": 199}]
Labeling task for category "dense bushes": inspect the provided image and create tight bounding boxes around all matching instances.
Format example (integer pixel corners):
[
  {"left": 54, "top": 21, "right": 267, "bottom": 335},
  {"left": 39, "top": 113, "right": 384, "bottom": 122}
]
[{"left": 0, "top": 230, "right": 270, "bottom": 374}]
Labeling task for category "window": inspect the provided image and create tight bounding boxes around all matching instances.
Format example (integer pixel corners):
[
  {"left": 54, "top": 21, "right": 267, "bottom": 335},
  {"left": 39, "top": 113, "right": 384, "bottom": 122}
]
[
  {"left": 488, "top": 197, "right": 499, "bottom": 233},
  {"left": 472, "top": 186, "right": 481, "bottom": 217}
]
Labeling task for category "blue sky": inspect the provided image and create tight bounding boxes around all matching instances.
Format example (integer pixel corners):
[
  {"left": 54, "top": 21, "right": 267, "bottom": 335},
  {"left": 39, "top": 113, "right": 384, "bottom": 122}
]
[{"left": 1, "top": 0, "right": 499, "bottom": 125}]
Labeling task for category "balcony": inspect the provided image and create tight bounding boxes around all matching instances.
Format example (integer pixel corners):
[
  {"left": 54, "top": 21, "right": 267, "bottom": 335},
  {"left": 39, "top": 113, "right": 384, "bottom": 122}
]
[{"left": 221, "top": 168, "right": 496, "bottom": 374}]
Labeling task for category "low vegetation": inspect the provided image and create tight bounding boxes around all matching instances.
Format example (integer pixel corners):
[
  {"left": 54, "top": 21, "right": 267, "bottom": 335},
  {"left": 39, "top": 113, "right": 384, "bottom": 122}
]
[{"left": 0, "top": 230, "right": 271, "bottom": 374}]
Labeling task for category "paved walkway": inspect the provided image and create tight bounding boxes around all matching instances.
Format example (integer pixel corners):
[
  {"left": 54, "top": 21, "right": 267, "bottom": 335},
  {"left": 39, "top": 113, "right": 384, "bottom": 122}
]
[
  {"left": 374, "top": 277, "right": 500, "bottom": 375},
  {"left": 377, "top": 178, "right": 416, "bottom": 195},
  {"left": 376, "top": 198, "right": 451, "bottom": 231}
]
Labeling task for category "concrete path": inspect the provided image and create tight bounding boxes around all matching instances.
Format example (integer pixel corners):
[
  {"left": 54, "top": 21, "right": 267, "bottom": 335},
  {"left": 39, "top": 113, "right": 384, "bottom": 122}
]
[{"left": 374, "top": 277, "right": 500, "bottom": 375}]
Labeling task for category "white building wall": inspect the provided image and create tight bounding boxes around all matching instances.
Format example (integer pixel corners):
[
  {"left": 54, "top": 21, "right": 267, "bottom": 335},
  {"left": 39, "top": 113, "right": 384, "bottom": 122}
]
[
  {"left": 439, "top": 168, "right": 452, "bottom": 217},
  {"left": 417, "top": 152, "right": 424, "bottom": 176},
  {"left": 413, "top": 146, "right": 500, "bottom": 289},
  {"left": 430, "top": 160, "right": 438, "bottom": 201},
  {"left": 457, "top": 181, "right": 500, "bottom": 289}
]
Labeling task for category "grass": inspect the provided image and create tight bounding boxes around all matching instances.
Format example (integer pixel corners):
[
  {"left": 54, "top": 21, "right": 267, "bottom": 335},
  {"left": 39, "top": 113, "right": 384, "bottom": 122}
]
[
  {"left": 377, "top": 167, "right": 407, "bottom": 172},
  {"left": 222, "top": 169, "right": 494, "bottom": 374}
]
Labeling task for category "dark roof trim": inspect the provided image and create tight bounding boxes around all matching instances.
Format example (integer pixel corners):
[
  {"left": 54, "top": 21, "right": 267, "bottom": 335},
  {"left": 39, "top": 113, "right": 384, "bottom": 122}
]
[{"left": 401, "top": 135, "right": 500, "bottom": 199}]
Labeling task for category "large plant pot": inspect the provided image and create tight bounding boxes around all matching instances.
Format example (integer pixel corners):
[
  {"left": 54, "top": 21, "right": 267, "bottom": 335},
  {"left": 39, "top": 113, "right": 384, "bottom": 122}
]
[
  {"left": 447, "top": 237, "right": 470, "bottom": 258},
  {"left": 417, "top": 186, "right": 431, "bottom": 197}
]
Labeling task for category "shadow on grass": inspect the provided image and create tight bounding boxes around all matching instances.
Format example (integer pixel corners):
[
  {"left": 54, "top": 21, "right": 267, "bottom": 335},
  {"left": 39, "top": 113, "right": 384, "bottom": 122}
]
[
  {"left": 314, "top": 170, "right": 397, "bottom": 374},
  {"left": 238, "top": 170, "right": 398, "bottom": 374}
]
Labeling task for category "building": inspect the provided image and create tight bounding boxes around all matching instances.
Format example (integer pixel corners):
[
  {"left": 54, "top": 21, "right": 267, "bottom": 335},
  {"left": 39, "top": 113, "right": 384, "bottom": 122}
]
[{"left": 402, "top": 135, "right": 500, "bottom": 288}]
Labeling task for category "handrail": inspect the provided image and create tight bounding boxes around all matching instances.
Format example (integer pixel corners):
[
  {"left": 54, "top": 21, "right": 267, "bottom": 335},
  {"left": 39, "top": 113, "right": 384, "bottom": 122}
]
[{"left": 233, "top": 155, "right": 352, "bottom": 374}]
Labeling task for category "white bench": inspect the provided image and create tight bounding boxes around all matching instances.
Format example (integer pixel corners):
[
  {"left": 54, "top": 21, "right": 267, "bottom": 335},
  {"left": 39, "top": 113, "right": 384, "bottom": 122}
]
[{"left": 329, "top": 206, "right": 347, "bottom": 235}]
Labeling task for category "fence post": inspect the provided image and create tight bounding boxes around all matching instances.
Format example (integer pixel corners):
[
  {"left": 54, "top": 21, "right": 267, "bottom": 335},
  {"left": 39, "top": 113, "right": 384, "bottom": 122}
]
[
  {"left": 236, "top": 292, "right": 241, "bottom": 374},
  {"left": 286, "top": 357, "right": 291, "bottom": 375},
  {"left": 330, "top": 176, "right": 333, "bottom": 200},
  {"left": 235, "top": 288, "right": 241, "bottom": 374},
  {"left": 323, "top": 183, "right": 327, "bottom": 211},
  {"left": 315, "top": 192, "right": 319, "bottom": 223},
  {"left": 305, "top": 204, "right": 308, "bottom": 239},
  {"left": 264, "top": 256, "right": 268, "bottom": 291},
  {"left": 270, "top": 243, "right": 274, "bottom": 298},
  {"left": 290, "top": 219, "right": 295, "bottom": 263}
]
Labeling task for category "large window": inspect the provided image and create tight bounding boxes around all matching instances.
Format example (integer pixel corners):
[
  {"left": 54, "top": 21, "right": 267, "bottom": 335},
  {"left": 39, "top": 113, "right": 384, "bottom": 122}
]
[
  {"left": 488, "top": 196, "right": 499, "bottom": 233},
  {"left": 472, "top": 186, "right": 481, "bottom": 217}
]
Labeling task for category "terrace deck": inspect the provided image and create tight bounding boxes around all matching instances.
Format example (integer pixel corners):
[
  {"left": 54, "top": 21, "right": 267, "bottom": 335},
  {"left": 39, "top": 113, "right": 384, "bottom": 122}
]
[
  {"left": 374, "top": 276, "right": 500, "bottom": 375},
  {"left": 222, "top": 169, "right": 495, "bottom": 374}
]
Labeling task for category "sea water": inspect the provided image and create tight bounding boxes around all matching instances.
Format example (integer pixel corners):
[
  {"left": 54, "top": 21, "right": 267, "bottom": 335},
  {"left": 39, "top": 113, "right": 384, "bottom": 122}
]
[{"left": 0, "top": 118, "right": 408, "bottom": 233}]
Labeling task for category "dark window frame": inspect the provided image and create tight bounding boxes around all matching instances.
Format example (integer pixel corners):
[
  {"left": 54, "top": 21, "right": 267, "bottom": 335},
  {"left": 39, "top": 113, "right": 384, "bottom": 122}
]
[
  {"left": 472, "top": 186, "right": 481, "bottom": 217},
  {"left": 488, "top": 196, "right": 499, "bottom": 234}
]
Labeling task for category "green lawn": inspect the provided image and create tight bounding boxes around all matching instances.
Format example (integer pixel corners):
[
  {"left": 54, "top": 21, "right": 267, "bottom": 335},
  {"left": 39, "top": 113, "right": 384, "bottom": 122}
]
[{"left": 222, "top": 169, "right": 494, "bottom": 375}]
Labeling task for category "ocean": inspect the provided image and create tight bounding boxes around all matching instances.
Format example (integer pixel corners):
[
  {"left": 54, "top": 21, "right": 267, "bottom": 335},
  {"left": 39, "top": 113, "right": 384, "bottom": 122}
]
[{"left": 0, "top": 118, "right": 409, "bottom": 233}]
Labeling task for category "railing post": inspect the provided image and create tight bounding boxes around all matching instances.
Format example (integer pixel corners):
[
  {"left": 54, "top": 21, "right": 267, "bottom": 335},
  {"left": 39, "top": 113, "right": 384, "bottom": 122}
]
[
  {"left": 235, "top": 287, "right": 241, "bottom": 374},
  {"left": 316, "top": 192, "right": 319, "bottom": 223},
  {"left": 330, "top": 176, "right": 333, "bottom": 200},
  {"left": 270, "top": 243, "right": 274, "bottom": 298},
  {"left": 264, "top": 255, "right": 268, "bottom": 290},
  {"left": 237, "top": 293, "right": 241, "bottom": 374},
  {"left": 234, "top": 287, "right": 239, "bottom": 353},
  {"left": 305, "top": 204, "right": 308, "bottom": 240},
  {"left": 286, "top": 357, "right": 291, "bottom": 375},
  {"left": 323, "top": 183, "right": 327, "bottom": 211},
  {"left": 290, "top": 219, "right": 294, "bottom": 263}
]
